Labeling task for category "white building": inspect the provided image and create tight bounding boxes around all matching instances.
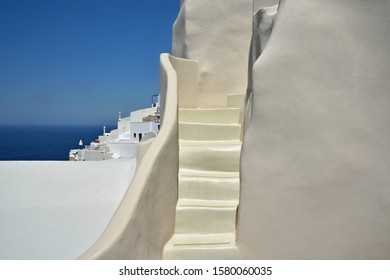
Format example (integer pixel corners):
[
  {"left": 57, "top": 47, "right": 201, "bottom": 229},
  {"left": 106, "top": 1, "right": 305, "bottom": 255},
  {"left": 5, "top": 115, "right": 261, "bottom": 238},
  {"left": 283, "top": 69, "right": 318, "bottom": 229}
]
[{"left": 70, "top": 95, "right": 160, "bottom": 161}]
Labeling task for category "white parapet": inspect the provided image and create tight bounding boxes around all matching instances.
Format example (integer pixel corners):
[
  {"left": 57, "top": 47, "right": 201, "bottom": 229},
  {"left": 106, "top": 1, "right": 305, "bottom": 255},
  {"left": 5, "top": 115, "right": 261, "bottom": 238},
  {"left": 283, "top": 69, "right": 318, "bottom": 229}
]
[
  {"left": 0, "top": 159, "right": 135, "bottom": 260},
  {"left": 78, "top": 53, "right": 179, "bottom": 260}
]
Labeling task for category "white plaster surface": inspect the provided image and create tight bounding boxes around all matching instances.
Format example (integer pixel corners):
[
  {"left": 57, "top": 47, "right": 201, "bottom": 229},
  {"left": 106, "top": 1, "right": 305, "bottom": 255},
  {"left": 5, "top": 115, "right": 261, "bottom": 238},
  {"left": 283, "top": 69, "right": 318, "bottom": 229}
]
[
  {"left": 238, "top": 0, "right": 390, "bottom": 259},
  {"left": 173, "top": 0, "right": 253, "bottom": 107},
  {"left": 0, "top": 159, "right": 135, "bottom": 259},
  {"left": 79, "top": 54, "right": 178, "bottom": 260},
  {"left": 163, "top": 92, "right": 243, "bottom": 260},
  {"left": 171, "top": 0, "right": 390, "bottom": 259}
]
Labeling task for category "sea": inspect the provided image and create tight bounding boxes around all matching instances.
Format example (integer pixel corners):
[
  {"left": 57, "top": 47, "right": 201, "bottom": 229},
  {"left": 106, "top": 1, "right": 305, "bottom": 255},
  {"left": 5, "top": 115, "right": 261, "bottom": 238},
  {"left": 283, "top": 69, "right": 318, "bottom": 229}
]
[{"left": 0, "top": 125, "right": 115, "bottom": 161}]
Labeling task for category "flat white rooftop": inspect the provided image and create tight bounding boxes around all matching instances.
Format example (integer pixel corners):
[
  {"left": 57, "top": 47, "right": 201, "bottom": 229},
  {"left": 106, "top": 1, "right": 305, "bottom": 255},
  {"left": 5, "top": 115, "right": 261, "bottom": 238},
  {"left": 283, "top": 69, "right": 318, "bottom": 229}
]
[{"left": 0, "top": 159, "right": 135, "bottom": 260}]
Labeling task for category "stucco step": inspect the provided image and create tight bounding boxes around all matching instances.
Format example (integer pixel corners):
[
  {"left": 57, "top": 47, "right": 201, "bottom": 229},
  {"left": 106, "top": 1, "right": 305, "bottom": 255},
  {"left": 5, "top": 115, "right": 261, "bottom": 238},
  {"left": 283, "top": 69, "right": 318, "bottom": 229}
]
[
  {"left": 179, "top": 122, "right": 241, "bottom": 141},
  {"left": 179, "top": 140, "right": 241, "bottom": 173},
  {"left": 179, "top": 174, "right": 239, "bottom": 201},
  {"left": 163, "top": 233, "right": 240, "bottom": 260},
  {"left": 179, "top": 108, "right": 241, "bottom": 124},
  {"left": 227, "top": 94, "right": 245, "bottom": 109},
  {"left": 179, "top": 169, "right": 239, "bottom": 178},
  {"left": 175, "top": 199, "right": 237, "bottom": 234}
]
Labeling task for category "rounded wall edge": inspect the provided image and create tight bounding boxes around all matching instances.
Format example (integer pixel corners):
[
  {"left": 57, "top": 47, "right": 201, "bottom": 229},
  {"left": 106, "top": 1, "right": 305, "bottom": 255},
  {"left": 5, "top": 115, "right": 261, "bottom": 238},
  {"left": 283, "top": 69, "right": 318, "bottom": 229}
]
[{"left": 78, "top": 53, "right": 179, "bottom": 260}]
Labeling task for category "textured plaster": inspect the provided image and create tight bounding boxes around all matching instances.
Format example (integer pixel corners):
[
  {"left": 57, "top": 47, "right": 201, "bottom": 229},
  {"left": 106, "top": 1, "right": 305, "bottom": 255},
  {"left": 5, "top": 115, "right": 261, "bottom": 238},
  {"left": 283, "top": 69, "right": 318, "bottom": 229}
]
[
  {"left": 173, "top": 0, "right": 253, "bottom": 107},
  {"left": 238, "top": 0, "right": 390, "bottom": 259},
  {"left": 79, "top": 54, "right": 178, "bottom": 259}
]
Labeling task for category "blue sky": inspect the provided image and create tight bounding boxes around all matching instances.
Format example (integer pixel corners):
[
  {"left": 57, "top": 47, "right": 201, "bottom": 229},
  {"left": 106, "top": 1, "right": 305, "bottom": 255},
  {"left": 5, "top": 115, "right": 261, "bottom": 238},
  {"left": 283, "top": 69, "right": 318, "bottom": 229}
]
[{"left": 0, "top": 0, "right": 179, "bottom": 126}]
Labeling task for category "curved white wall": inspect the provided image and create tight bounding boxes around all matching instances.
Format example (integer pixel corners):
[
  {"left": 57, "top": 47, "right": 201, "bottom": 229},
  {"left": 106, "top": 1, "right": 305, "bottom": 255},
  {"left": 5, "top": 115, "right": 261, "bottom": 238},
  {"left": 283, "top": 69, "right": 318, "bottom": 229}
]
[
  {"left": 79, "top": 54, "right": 179, "bottom": 259},
  {"left": 238, "top": 0, "right": 390, "bottom": 259}
]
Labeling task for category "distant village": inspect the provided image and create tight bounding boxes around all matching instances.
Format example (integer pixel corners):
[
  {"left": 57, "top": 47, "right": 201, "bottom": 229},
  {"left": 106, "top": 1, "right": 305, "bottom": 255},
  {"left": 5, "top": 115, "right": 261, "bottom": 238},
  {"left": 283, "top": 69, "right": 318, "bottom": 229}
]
[{"left": 69, "top": 95, "right": 160, "bottom": 161}]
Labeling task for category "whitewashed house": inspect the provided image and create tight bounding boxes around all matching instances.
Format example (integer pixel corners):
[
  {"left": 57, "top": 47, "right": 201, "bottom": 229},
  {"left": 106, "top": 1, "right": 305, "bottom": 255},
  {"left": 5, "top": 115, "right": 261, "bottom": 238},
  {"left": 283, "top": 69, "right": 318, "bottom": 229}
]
[{"left": 70, "top": 95, "right": 160, "bottom": 161}]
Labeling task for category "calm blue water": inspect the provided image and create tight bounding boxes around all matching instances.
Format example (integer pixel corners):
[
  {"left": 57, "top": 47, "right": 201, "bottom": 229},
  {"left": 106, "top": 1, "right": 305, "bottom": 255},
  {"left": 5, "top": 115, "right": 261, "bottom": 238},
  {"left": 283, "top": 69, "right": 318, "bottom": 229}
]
[{"left": 0, "top": 125, "right": 115, "bottom": 161}]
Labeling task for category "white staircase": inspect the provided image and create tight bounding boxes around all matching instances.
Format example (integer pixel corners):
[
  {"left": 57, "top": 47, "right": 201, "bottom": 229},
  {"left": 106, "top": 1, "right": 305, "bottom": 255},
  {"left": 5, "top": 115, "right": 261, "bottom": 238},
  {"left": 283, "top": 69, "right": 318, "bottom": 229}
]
[{"left": 163, "top": 94, "right": 244, "bottom": 259}]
